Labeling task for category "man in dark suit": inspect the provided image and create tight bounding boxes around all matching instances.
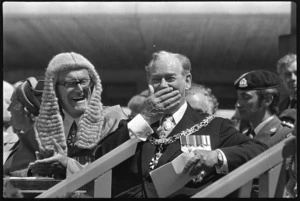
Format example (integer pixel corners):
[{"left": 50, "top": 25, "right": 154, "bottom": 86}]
[
  {"left": 234, "top": 70, "right": 294, "bottom": 148},
  {"left": 276, "top": 53, "right": 297, "bottom": 114},
  {"left": 94, "top": 51, "right": 267, "bottom": 197}
]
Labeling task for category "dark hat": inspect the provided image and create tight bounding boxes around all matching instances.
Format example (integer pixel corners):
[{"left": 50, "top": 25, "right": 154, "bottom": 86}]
[
  {"left": 234, "top": 70, "right": 280, "bottom": 90},
  {"left": 15, "top": 76, "right": 45, "bottom": 116}
]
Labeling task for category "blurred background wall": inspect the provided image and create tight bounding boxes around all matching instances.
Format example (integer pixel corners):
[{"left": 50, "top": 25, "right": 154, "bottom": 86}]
[{"left": 3, "top": 2, "right": 296, "bottom": 109}]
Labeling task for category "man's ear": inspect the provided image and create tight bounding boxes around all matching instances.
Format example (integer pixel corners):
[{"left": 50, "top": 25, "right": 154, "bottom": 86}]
[
  {"left": 264, "top": 94, "right": 274, "bottom": 107},
  {"left": 185, "top": 73, "right": 192, "bottom": 90}
]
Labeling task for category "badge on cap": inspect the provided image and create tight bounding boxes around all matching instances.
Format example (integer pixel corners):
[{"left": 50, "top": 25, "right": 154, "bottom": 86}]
[
  {"left": 270, "top": 127, "right": 277, "bottom": 132},
  {"left": 239, "top": 78, "right": 248, "bottom": 88}
]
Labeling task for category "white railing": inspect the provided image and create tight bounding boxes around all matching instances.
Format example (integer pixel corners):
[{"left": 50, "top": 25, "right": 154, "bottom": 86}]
[
  {"left": 192, "top": 136, "right": 296, "bottom": 198},
  {"left": 37, "top": 135, "right": 296, "bottom": 198}
]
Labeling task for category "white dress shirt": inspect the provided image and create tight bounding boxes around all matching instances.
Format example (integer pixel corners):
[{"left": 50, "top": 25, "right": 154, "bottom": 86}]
[
  {"left": 62, "top": 110, "right": 89, "bottom": 177},
  {"left": 62, "top": 109, "right": 79, "bottom": 139}
]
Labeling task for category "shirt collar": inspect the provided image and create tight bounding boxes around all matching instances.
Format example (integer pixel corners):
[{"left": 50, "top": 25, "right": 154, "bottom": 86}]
[
  {"left": 254, "top": 115, "right": 275, "bottom": 134},
  {"left": 63, "top": 109, "right": 80, "bottom": 124},
  {"left": 171, "top": 101, "right": 188, "bottom": 125},
  {"left": 62, "top": 109, "right": 80, "bottom": 137}
]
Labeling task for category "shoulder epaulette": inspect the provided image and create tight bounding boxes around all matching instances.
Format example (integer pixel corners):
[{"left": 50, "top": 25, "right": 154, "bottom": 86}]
[{"left": 281, "top": 121, "right": 294, "bottom": 129}]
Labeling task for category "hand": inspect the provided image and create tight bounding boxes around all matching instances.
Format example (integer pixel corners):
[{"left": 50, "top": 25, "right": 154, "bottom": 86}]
[
  {"left": 35, "top": 138, "right": 69, "bottom": 166},
  {"left": 183, "top": 150, "right": 218, "bottom": 176},
  {"left": 140, "top": 85, "right": 181, "bottom": 124},
  {"left": 35, "top": 147, "right": 54, "bottom": 160},
  {"left": 28, "top": 139, "right": 69, "bottom": 176},
  {"left": 28, "top": 161, "right": 56, "bottom": 177}
]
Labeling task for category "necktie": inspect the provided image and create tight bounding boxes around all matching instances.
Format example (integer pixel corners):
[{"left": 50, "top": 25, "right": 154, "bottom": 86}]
[
  {"left": 157, "top": 115, "right": 175, "bottom": 139},
  {"left": 290, "top": 99, "right": 297, "bottom": 109},
  {"left": 67, "top": 121, "right": 77, "bottom": 155},
  {"left": 248, "top": 127, "right": 256, "bottom": 138}
]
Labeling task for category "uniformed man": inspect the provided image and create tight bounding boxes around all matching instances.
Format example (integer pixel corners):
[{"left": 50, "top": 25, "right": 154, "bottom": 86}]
[{"left": 234, "top": 70, "right": 293, "bottom": 148}]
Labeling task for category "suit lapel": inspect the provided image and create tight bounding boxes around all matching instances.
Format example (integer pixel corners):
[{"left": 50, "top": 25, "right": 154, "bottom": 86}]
[
  {"left": 156, "top": 105, "right": 205, "bottom": 167},
  {"left": 140, "top": 121, "right": 161, "bottom": 174},
  {"left": 141, "top": 141, "right": 157, "bottom": 174}
]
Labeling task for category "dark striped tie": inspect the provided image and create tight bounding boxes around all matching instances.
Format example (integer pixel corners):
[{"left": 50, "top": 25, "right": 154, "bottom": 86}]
[
  {"left": 248, "top": 127, "right": 256, "bottom": 138},
  {"left": 67, "top": 121, "right": 77, "bottom": 155}
]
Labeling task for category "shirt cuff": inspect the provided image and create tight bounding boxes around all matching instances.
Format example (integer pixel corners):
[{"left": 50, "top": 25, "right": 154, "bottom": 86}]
[
  {"left": 215, "top": 149, "right": 229, "bottom": 174},
  {"left": 127, "top": 114, "right": 153, "bottom": 141}
]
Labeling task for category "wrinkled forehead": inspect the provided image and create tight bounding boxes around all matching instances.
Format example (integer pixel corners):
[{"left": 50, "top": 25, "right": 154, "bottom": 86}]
[{"left": 57, "top": 68, "right": 90, "bottom": 82}]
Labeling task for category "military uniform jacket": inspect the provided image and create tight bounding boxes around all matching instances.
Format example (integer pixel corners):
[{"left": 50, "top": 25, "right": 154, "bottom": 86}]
[
  {"left": 255, "top": 115, "right": 294, "bottom": 148},
  {"left": 95, "top": 104, "right": 268, "bottom": 198}
]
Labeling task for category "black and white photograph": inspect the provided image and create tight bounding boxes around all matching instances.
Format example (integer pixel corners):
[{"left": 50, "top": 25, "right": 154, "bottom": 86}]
[{"left": 3, "top": 2, "right": 297, "bottom": 198}]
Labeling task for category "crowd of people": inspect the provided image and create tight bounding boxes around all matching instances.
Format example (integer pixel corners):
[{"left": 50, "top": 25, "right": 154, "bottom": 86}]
[{"left": 3, "top": 51, "right": 297, "bottom": 198}]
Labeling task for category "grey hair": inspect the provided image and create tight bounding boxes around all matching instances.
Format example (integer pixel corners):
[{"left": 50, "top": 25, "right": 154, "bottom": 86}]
[
  {"left": 276, "top": 53, "right": 296, "bottom": 75},
  {"left": 145, "top": 50, "right": 191, "bottom": 77},
  {"left": 186, "top": 82, "right": 219, "bottom": 114}
]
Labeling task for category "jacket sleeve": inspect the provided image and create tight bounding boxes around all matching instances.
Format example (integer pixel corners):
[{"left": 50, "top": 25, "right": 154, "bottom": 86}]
[
  {"left": 100, "top": 105, "right": 129, "bottom": 139},
  {"left": 94, "top": 120, "right": 131, "bottom": 159},
  {"left": 217, "top": 118, "right": 268, "bottom": 171}
]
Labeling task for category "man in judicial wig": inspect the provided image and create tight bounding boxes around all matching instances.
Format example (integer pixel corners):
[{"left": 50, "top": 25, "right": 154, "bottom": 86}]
[{"left": 28, "top": 52, "right": 128, "bottom": 178}]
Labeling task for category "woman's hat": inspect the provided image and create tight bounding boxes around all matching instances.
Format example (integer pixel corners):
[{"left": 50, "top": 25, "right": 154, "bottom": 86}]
[{"left": 15, "top": 76, "right": 45, "bottom": 116}]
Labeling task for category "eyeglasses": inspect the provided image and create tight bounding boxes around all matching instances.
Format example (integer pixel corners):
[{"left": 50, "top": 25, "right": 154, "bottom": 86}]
[{"left": 57, "top": 79, "right": 92, "bottom": 89}]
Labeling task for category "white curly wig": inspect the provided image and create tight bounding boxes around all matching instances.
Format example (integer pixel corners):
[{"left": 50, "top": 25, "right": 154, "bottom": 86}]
[{"left": 35, "top": 52, "right": 104, "bottom": 152}]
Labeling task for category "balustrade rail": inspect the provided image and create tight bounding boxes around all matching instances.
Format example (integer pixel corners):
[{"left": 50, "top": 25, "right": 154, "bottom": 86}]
[{"left": 34, "top": 135, "right": 295, "bottom": 198}]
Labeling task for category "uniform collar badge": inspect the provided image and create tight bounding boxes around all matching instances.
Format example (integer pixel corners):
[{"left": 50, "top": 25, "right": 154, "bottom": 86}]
[
  {"left": 239, "top": 78, "right": 248, "bottom": 88},
  {"left": 270, "top": 127, "right": 277, "bottom": 132}
]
